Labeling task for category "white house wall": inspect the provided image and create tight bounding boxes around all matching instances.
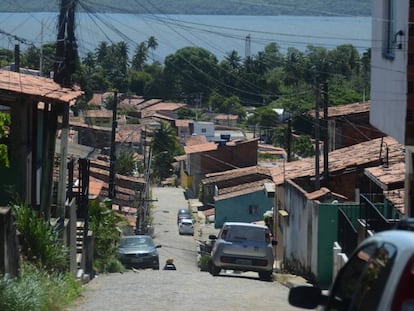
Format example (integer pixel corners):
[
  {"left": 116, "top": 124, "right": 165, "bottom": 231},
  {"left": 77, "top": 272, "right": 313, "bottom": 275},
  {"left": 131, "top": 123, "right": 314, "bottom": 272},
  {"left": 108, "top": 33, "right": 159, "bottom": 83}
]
[
  {"left": 284, "top": 183, "right": 318, "bottom": 278},
  {"left": 370, "top": 0, "right": 409, "bottom": 144}
]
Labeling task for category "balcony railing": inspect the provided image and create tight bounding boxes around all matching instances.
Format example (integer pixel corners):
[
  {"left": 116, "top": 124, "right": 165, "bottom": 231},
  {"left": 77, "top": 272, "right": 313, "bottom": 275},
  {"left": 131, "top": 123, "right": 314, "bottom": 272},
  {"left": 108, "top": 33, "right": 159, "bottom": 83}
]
[{"left": 337, "top": 194, "right": 401, "bottom": 256}]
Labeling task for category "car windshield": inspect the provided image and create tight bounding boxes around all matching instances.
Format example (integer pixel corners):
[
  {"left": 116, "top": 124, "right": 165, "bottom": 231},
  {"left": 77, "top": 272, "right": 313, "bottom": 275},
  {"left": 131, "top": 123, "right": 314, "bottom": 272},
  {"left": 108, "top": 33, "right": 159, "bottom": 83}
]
[
  {"left": 120, "top": 236, "right": 154, "bottom": 248},
  {"left": 178, "top": 209, "right": 190, "bottom": 215},
  {"left": 222, "top": 226, "right": 265, "bottom": 242}
]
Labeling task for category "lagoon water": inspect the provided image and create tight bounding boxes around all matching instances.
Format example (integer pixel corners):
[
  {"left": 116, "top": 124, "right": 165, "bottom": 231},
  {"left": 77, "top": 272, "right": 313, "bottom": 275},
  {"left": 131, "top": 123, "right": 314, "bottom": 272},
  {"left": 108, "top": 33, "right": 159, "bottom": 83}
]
[{"left": 0, "top": 12, "right": 371, "bottom": 62}]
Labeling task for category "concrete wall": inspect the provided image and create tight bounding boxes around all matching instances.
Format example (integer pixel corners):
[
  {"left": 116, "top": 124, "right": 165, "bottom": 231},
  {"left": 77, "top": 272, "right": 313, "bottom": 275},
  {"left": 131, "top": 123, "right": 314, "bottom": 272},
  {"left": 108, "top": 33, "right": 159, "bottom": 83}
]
[{"left": 370, "top": 0, "right": 409, "bottom": 144}]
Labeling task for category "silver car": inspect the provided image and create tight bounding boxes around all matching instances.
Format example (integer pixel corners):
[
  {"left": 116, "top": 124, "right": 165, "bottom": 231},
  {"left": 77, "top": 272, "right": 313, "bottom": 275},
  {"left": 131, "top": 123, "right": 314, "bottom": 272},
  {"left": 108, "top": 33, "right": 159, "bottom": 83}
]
[
  {"left": 179, "top": 218, "right": 194, "bottom": 235},
  {"left": 289, "top": 229, "right": 414, "bottom": 310},
  {"left": 209, "top": 222, "right": 277, "bottom": 281}
]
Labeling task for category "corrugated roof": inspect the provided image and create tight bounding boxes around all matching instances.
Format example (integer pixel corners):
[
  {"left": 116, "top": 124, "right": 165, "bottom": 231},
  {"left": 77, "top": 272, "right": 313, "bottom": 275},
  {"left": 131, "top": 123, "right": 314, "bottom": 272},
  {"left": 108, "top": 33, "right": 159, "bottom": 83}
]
[{"left": 0, "top": 69, "right": 83, "bottom": 104}]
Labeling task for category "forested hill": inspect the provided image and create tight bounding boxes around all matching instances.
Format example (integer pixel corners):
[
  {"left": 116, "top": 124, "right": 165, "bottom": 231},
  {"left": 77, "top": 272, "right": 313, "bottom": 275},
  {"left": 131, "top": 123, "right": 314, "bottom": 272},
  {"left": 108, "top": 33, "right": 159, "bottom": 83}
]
[{"left": 2, "top": 0, "right": 371, "bottom": 16}]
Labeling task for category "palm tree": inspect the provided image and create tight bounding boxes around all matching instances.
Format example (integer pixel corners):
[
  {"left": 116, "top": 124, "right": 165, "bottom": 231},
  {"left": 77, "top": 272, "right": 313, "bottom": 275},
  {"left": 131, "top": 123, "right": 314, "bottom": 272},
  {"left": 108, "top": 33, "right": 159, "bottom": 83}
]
[
  {"left": 116, "top": 41, "right": 129, "bottom": 75},
  {"left": 147, "top": 36, "right": 158, "bottom": 61},
  {"left": 225, "top": 50, "right": 241, "bottom": 71},
  {"left": 151, "top": 122, "right": 179, "bottom": 180},
  {"left": 95, "top": 41, "right": 108, "bottom": 65},
  {"left": 132, "top": 42, "right": 148, "bottom": 70}
]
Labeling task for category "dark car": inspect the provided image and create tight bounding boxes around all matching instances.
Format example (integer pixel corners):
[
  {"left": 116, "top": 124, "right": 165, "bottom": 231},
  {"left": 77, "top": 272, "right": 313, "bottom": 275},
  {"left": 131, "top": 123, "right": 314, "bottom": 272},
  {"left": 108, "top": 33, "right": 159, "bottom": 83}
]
[
  {"left": 118, "top": 235, "right": 161, "bottom": 270},
  {"left": 177, "top": 208, "right": 191, "bottom": 224},
  {"left": 288, "top": 229, "right": 414, "bottom": 310}
]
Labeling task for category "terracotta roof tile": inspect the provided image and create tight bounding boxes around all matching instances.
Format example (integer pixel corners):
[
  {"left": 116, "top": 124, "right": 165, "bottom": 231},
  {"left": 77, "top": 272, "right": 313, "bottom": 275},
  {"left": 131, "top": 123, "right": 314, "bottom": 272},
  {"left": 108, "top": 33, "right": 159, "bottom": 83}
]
[
  {"left": 214, "top": 114, "right": 238, "bottom": 120},
  {"left": 308, "top": 101, "right": 370, "bottom": 119},
  {"left": 185, "top": 135, "right": 208, "bottom": 146},
  {"left": 364, "top": 162, "right": 405, "bottom": 190},
  {"left": 184, "top": 142, "right": 217, "bottom": 154},
  {"left": 214, "top": 179, "right": 272, "bottom": 201},
  {"left": 175, "top": 119, "right": 192, "bottom": 127},
  {"left": 142, "top": 102, "right": 186, "bottom": 111},
  {"left": 0, "top": 69, "right": 83, "bottom": 104},
  {"left": 203, "top": 166, "right": 271, "bottom": 184},
  {"left": 270, "top": 136, "right": 404, "bottom": 185}
]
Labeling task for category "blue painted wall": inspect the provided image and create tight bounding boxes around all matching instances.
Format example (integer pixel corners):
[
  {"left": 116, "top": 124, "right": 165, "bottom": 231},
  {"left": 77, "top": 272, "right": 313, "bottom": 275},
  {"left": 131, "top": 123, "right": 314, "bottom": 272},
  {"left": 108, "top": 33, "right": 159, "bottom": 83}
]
[{"left": 214, "top": 190, "right": 273, "bottom": 228}]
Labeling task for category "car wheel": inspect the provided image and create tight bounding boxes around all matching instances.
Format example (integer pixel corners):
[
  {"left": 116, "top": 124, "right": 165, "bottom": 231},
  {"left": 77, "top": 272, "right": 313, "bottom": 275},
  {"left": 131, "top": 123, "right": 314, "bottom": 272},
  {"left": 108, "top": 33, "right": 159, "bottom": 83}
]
[
  {"left": 210, "top": 262, "right": 221, "bottom": 276},
  {"left": 258, "top": 271, "right": 273, "bottom": 281}
]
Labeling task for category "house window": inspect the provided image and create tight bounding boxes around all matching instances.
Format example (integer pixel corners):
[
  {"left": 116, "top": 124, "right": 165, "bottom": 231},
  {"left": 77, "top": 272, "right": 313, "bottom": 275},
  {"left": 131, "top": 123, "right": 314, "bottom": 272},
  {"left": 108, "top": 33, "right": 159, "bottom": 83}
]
[
  {"left": 249, "top": 205, "right": 258, "bottom": 215},
  {"left": 201, "top": 128, "right": 206, "bottom": 133},
  {"left": 383, "top": 0, "right": 396, "bottom": 59}
]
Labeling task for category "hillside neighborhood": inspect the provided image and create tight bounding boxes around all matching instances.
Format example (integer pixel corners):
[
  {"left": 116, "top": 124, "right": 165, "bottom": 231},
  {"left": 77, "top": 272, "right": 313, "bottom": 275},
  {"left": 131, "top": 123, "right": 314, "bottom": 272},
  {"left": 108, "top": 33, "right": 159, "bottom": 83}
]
[{"left": 0, "top": 1, "right": 414, "bottom": 308}]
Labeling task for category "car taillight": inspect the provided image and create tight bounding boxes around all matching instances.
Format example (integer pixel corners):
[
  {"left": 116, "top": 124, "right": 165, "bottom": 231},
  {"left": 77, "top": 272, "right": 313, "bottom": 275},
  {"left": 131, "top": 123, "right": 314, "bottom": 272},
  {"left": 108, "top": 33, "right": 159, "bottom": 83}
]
[{"left": 392, "top": 255, "right": 414, "bottom": 310}]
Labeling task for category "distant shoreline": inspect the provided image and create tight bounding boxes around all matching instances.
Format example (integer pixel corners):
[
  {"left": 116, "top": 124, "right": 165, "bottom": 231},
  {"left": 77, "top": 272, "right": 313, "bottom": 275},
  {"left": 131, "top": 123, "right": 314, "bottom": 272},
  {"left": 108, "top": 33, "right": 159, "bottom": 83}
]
[{"left": 0, "top": 11, "right": 371, "bottom": 17}]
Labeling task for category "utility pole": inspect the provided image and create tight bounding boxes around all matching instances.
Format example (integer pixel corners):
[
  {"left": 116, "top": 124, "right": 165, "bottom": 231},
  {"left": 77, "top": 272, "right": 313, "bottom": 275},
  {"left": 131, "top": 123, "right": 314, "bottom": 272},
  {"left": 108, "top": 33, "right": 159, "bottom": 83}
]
[
  {"left": 55, "top": 0, "right": 78, "bottom": 86},
  {"left": 39, "top": 20, "right": 44, "bottom": 76},
  {"left": 14, "top": 44, "right": 19, "bottom": 72},
  {"left": 109, "top": 90, "right": 118, "bottom": 199},
  {"left": 322, "top": 82, "right": 329, "bottom": 182},
  {"left": 287, "top": 118, "right": 292, "bottom": 162},
  {"left": 315, "top": 83, "right": 320, "bottom": 190},
  {"left": 53, "top": 0, "right": 78, "bottom": 220}
]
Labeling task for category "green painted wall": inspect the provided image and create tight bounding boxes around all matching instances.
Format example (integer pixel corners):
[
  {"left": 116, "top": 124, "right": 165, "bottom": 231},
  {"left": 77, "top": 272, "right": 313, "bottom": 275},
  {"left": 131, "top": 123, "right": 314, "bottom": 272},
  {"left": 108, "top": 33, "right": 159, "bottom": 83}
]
[{"left": 317, "top": 203, "right": 339, "bottom": 287}]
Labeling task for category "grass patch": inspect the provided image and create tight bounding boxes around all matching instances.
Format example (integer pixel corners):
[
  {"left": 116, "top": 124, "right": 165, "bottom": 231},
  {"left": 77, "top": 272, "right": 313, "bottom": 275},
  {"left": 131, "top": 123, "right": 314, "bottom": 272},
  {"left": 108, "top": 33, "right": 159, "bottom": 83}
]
[{"left": 0, "top": 262, "right": 82, "bottom": 311}]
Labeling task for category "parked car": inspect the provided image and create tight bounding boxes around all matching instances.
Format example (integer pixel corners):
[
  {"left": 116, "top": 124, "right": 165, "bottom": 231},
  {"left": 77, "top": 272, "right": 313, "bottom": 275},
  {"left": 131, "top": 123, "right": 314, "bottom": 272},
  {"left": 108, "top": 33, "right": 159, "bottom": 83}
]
[
  {"left": 118, "top": 235, "right": 161, "bottom": 270},
  {"left": 179, "top": 218, "right": 194, "bottom": 235},
  {"left": 209, "top": 222, "right": 277, "bottom": 281},
  {"left": 177, "top": 208, "right": 191, "bottom": 224},
  {"left": 288, "top": 229, "right": 414, "bottom": 310}
]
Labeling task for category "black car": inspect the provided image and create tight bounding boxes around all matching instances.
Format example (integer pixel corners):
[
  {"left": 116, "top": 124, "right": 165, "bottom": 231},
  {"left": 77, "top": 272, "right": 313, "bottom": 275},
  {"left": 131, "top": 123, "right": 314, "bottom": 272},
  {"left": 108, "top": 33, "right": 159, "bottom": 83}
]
[
  {"left": 177, "top": 208, "right": 191, "bottom": 224},
  {"left": 118, "top": 235, "right": 161, "bottom": 270}
]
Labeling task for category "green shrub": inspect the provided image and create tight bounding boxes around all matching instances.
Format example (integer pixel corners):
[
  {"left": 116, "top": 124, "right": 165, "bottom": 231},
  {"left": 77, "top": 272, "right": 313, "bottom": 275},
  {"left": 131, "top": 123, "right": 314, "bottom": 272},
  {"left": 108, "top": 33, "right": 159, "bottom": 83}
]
[
  {"left": 0, "top": 262, "right": 81, "bottom": 311},
  {"left": 12, "top": 202, "right": 68, "bottom": 272},
  {"left": 89, "top": 200, "right": 128, "bottom": 273},
  {"left": 198, "top": 255, "right": 211, "bottom": 272},
  {"left": 93, "top": 257, "right": 125, "bottom": 274}
]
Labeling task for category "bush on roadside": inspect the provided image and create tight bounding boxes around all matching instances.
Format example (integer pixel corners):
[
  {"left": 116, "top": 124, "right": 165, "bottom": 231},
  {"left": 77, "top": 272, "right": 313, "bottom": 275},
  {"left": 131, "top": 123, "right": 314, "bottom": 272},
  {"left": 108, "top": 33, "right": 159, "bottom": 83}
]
[
  {"left": 89, "top": 200, "right": 128, "bottom": 273},
  {"left": 93, "top": 257, "right": 125, "bottom": 274},
  {"left": 0, "top": 262, "right": 81, "bottom": 311},
  {"left": 12, "top": 202, "right": 68, "bottom": 273},
  {"left": 198, "top": 255, "right": 211, "bottom": 272}
]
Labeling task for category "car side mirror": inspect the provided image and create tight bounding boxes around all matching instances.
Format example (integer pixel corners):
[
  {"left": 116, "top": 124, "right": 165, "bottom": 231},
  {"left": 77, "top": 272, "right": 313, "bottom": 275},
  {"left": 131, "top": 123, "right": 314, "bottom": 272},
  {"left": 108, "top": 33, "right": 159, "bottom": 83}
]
[
  {"left": 155, "top": 244, "right": 162, "bottom": 249},
  {"left": 209, "top": 234, "right": 217, "bottom": 240}
]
